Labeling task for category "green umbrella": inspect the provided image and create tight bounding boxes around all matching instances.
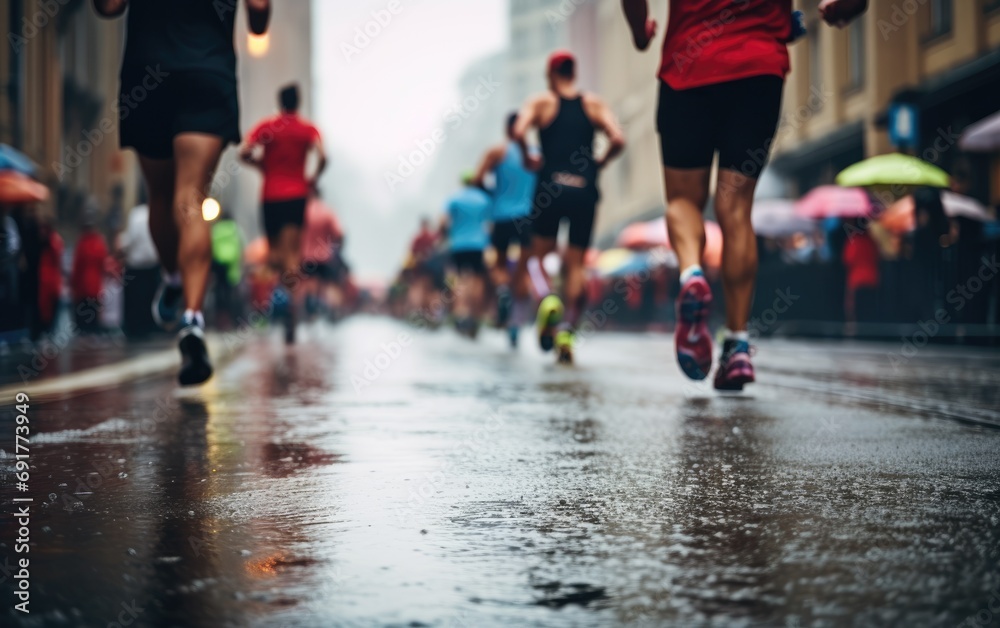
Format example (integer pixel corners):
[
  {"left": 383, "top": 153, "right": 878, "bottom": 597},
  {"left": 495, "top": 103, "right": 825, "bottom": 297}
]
[{"left": 835, "top": 153, "right": 950, "bottom": 188}]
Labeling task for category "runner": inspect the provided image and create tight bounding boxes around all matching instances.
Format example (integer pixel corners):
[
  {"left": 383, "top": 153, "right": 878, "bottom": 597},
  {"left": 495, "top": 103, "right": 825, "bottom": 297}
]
[
  {"left": 512, "top": 50, "right": 626, "bottom": 363},
  {"left": 473, "top": 112, "right": 537, "bottom": 348},
  {"left": 442, "top": 172, "right": 492, "bottom": 339},
  {"left": 240, "top": 83, "right": 328, "bottom": 345},
  {"left": 94, "top": 0, "right": 271, "bottom": 386},
  {"left": 622, "top": 0, "right": 866, "bottom": 390}
]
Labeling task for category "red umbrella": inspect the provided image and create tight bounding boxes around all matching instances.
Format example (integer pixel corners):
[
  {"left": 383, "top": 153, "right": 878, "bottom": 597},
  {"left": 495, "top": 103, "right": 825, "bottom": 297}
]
[{"left": 0, "top": 171, "right": 49, "bottom": 204}]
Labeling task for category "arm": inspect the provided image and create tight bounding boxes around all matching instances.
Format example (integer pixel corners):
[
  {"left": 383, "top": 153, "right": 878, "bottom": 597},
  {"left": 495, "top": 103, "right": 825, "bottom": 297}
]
[
  {"left": 245, "top": 0, "right": 271, "bottom": 35},
  {"left": 239, "top": 141, "right": 263, "bottom": 170},
  {"left": 93, "top": 0, "right": 128, "bottom": 18},
  {"left": 512, "top": 98, "right": 543, "bottom": 172},
  {"left": 585, "top": 95, "right": 626, "bottom": 170},
  {"left": 309, "top": 135, "right": 328, "bottom": 189},
  {"left": 621, "top": 0, "right": 658, "bottom": 51},
  {"left": 472, "top": 145, "right": 505, "bottom": 188},
  {"left": 818, "top": 0, "right": 867, "bottom": 28}
]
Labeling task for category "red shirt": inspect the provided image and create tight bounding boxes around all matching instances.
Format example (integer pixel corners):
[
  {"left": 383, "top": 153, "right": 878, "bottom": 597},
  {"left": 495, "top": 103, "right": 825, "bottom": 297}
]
[
  {"left": 659, "top": 0, "right": 792, "bottom": 90},
  {"left": 842, "top": 234, "right": 880, "bottom": 290},
  {"left": 411, "top": 230, "right": 437, "bottom": 260},
  {"left": 248, "top": 112, "right": 321, "bottom": 202}
]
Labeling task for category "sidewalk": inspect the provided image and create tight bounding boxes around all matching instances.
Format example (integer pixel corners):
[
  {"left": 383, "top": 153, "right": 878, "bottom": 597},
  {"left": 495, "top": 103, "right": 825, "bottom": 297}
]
[{"left": 0, "top": 330, "right": 247, "bottom": 399}]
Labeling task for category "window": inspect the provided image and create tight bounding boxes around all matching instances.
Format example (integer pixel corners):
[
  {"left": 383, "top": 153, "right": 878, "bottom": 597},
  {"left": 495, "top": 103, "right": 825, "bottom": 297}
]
[
  {"left": 846, "top": 19, "right": 865, "bottom": 90},
  {"left": 925, "top": 0, "right": 953, "bottom": 40}
]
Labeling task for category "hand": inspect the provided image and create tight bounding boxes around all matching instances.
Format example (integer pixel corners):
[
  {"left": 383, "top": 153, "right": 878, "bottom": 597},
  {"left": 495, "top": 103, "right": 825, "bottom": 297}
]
[
  {"left": 524, "top": 154, "right": 544, "bottom": 172},
  {"left": 632, "top": 18, "right": 657, "bottom": 51},
  {"left": 819, "top": 0, "right": 867, "bottom": 28}
]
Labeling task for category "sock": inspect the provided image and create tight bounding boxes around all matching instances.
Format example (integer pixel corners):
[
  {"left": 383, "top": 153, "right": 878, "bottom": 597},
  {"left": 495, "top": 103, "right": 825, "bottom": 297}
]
[
  {"left": 162, "top": 271, "right": 182, "bottom": 287},
  {"left": 183, "top": 309, "right": 205, "bottom": 328},
  {"left": 680, "top": 265, "right": 703, "bottom": 285},
  {"left": 527, "top": 257, "right": 550, "bottom": 299},
  {"left": 723, "top": 328, "right": 749, "bottom": 343}
]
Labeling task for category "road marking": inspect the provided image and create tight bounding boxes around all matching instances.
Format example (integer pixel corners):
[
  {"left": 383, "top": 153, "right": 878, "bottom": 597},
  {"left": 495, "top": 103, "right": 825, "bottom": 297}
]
[{"left": 0, "top": 336, "right": 243, "bottom": 402}]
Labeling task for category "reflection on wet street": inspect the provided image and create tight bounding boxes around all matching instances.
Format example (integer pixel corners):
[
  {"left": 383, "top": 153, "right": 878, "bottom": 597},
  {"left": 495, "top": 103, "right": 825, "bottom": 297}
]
[{"left": 3, "top": 317, "right": 1000, "bottom": 627}]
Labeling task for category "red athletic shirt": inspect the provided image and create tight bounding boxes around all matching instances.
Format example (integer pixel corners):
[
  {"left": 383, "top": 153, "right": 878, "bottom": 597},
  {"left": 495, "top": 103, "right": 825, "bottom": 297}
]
[
  {"left": 659, "top": 0, "right": 792, "bottom": 90},
  {"left": 247, "top": 112, "right": 321, "bottom": 202}
]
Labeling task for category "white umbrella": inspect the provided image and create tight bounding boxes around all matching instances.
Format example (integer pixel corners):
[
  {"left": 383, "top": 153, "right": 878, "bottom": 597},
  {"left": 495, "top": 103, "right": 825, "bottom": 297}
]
[
  {"left": 941, "top": 191, "right": 995, "bottom": 222},
  {"left": 752, "top": 198, "right": 816, "bottom": 237},
  {"left": 959, "top": 111, "right": 1000, "bottom": 152}
]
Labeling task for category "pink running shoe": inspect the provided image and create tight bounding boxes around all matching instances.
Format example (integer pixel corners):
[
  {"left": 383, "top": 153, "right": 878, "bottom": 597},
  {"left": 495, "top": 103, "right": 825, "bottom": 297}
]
[
  {"left": 675, "top": 275, "right": 713, "bottom": 380},
  {"left": 714, "top": 339, "right": 756, "bottom": 391}
]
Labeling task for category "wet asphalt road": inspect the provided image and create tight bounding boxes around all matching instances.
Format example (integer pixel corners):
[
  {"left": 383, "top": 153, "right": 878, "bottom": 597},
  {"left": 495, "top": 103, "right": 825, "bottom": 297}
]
[{"left": 2, "top": 316, "right": 1000, "bottom": 627}]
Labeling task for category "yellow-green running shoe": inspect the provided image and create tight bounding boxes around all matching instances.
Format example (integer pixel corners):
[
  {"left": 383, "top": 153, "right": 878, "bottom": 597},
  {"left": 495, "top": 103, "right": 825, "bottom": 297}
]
[
  {"left": 555, "top": 328, "right": 575, "bottom": 364},
  {"left": 535, "top": 295, "right": 564, "bottom": 352}
]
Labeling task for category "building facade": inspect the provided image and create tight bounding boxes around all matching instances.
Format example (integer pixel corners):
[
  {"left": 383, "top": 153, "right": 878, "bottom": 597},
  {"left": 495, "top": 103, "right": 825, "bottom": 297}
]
[{"left": 1, "top": 0, "right": 140, "bottom": 237}]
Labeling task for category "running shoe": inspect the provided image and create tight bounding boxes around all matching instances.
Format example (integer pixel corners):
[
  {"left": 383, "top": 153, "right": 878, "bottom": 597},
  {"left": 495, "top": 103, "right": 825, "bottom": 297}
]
[
  {"left": 152, "top": 280, "right": 184, "bottom": 330},
  {"left": 535, "top": 295, "right": 564, "bottom": 353},
  {"left": 675, "top": 275, "right": 713, "bottom": 380},
  {"left": 555, "top": 327, "right": 575, "bottom": 364},
  {"left": 713, "top": 338, "right": 755, "bottom": 391},
  {"left": 178, "top": 315, "right": 213, "bottom": 387}
]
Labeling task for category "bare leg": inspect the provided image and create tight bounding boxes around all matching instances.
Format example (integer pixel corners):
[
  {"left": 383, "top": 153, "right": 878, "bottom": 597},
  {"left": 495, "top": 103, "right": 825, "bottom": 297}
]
[
  {"left": 663, "top": 167, "right": 711, "bottom": 271},
  {"left": 714, "top": 169, "right": 760, "bottom": 331},
  {"left": 138, "top": 156, "right": 178, "bottom": 274},
  {"left": 563, "top": 245, "right": 587, "bottom": 327},
  {"left": 528, "top": 236, "right": 558, "bottom": 297},
  {"left": 172, "top": 133, "right": 225, "bottom": 312},
  {"left": 277, "top": 224, "right": 303, "bottom": 295}
]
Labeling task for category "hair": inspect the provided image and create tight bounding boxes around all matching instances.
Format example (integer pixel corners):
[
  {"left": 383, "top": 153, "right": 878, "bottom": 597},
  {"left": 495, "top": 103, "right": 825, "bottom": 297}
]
[
  {"left": 279, "top": 84, "right": 300, "bottom": 112},
  {"left": 552, "top": 58, "right": 575, "bottom": 79},
  {"left": 506, "top": 112, "right": 518, "bottom": 136}
]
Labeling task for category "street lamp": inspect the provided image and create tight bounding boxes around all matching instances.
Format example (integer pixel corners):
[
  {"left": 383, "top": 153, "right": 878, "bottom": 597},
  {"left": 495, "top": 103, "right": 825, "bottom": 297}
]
[
  {"left": 248, "top": 32, "right": 270, "bottom": 58},
  {"left": 202, "top": 197, "right": 221, "bottom": 221}
]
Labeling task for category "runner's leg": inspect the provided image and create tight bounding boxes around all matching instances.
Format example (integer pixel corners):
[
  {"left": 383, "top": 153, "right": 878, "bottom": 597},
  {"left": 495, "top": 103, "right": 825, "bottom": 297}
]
[
  {"left": 139, "top": 156, "right": 178, "bottom": 274},
  {"left": 663, "top": 167, "right": 710, "bottom": 271},
  {"left": 172, "top": 132, "right": 225, "bottom": 313},
  {"left": 563, "top": 245, "right": 587, "bottom": 328},
  {"left": 715, "top": 169, "right": 759, "bottom": 332}
]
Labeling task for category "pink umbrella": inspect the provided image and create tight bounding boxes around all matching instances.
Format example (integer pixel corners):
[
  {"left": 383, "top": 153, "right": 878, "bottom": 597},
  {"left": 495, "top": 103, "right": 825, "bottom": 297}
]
[
  {"left": 795, "top": 186, "right": 872, "bottom": 219},
  {"left": 619, "top": 218, "right": 723, "bottom": 268}
]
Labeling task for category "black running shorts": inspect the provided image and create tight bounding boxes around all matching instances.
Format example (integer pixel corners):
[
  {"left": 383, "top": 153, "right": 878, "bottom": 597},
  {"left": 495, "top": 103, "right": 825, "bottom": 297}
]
[
  {"left": 451, "top": 250, "right": 486, "bottom": 275},
  {"left": 262, "top": 198, "right": 307, "bottom": 243},
  {"left": 119, "top": 68, "right": 241, "bottom": 160},
  {"left": 490, "top": 219, "right": 531, "bottom": 258},
  {"left": 530, "top": 178, "right": 599, "bottom": 249},
  {"left": 656, "top": 75, "right": 784, "bottom": 178}
]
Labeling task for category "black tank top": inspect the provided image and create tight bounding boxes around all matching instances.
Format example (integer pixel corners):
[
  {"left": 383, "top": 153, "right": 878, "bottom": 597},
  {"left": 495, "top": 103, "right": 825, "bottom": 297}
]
[
  {"left": 538, "top": 95, "right": 598, "bottom": 190},
  {"left": 123, "top": 0, "right": 237, "bottom": 79}
]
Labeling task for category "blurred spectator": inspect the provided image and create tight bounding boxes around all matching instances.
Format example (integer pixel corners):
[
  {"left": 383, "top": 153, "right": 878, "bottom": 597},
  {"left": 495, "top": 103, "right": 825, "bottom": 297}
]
[
  {"left": 211, "top": 210, "right": 244, "bottom": 330},
  {"left": 37, "top": 218, "right": 64, "bottom": 339},
  {"left": 117, "top": 203, "right": 161, "bottom": 337},
  {"left": 911, "top": 186, "right": 951, "bottom": 318},
  {"left": 301, "top": 199, "right": 345, "bottom": 316},
  {"left": 410, "top": 217, "right": 438, "bottom": 261},
  {"left": 0, "top": 210, "right": 20, "bottom": 340},
  {"left": 842, "top": 219, "right": 880, "bottom": 325},
  {"left": 71, "top": 219, "right": 110, "bottom": 333}
]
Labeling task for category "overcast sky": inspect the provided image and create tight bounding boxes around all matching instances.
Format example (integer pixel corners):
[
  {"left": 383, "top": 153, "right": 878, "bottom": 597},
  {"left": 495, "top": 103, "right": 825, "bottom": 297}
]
[{"left": 313, "top": 0, "right": 509, "bottom": 280}]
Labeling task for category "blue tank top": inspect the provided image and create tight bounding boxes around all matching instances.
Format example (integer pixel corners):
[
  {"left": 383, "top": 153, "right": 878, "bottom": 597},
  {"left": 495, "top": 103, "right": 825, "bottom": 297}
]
[
  {"left": 447, "top": 187, "right": 492, "bottom": 252},
  {"left": 492, "top": 141, "right": 536, "bottom": 222}
]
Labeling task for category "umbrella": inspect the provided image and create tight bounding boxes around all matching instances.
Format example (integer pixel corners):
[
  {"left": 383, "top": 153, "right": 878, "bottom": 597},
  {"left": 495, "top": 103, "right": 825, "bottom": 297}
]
[
  {"left": 835, "top": 153, "right": 950, "bottom": 188},
  {"left": 795, "top": 186, "right": 871, "bottom": 219},
  {"left": 880, "top": 191, "right": 996, "bottom": 234},
  {"left": 959, "top": 111, "right": 1000, "bottom": 153},
  {"left": 752, "top": 198, "right": 816, "bottom": 237},
  {"left": 0, "top": 171, "right": 49, "bottom": 204},
  {"left": 617, "top": 219, "right": 668, "bottom": 249},
  {"left": 0, "top": 144, "right": 38, "bottom": 177},
  {"left": 595, "top": 248, "right": 636, "bottom": 276}
]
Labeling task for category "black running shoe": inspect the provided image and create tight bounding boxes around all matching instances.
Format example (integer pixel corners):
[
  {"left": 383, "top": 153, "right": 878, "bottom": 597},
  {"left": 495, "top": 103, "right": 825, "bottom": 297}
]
[{"left": 178, "top": 317, "right": 213, "bottom": 387}]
